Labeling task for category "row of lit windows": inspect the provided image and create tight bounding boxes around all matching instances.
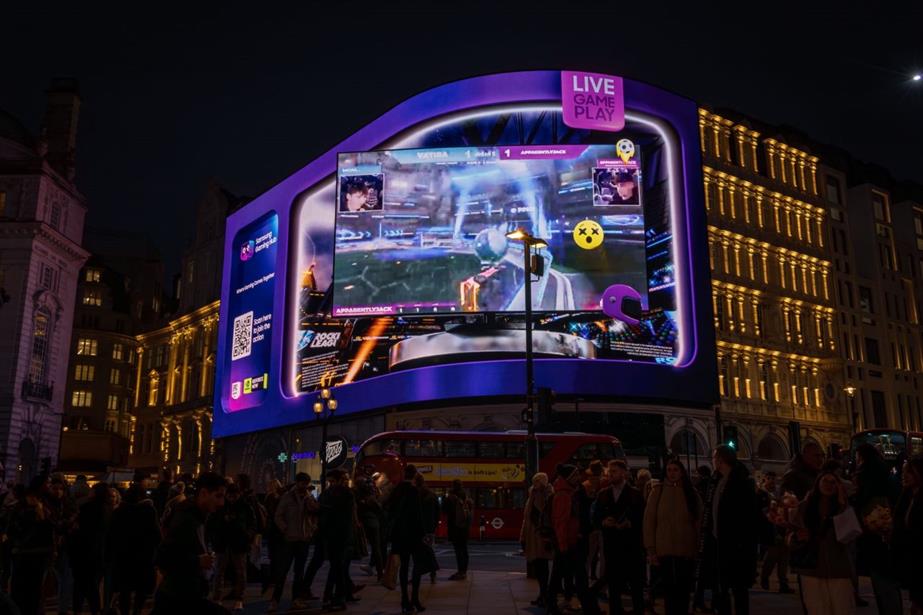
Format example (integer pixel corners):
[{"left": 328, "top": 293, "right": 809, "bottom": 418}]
[
  {"left": 75, "top": 339, "right": 127, "bottom": 360},
  {"left": 717, "top": 351, "right": 824, "bottom": 408},
  {"left": 82, "top": 289, "right": 102, "bottom": 306},
  {"left": 708, "top": 231, "right": 830, "bottom": 300},
  {"left": 698, "top": 111, "right": 819, "bottom": 195},
  {"left": 704, "top": 175, "right": 824, "bottom": 250},
  {"left": 73, "top": 364, "right": 126, "bottom": 384}
]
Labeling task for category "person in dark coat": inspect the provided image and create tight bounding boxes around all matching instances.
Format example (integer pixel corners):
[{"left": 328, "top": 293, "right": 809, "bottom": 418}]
[
  {"left": 151, "top": 472, "right": 228, "bottom": 615},
  {"left": 356, "top": 478, "right": 385, "bottom": 580},
  {"left": 593, "top": 459, "right": 644, "bottom": 615},
  {"left": 781, "top": 442, "right": 824, "bottom": 500},
  {"left": 853, "top": 443, "right": 902, "bottom": 614},
  {"left": 9, "top": 479, "right": 54, "bottom": 615},
  {"left": 387, "top": 464, "right": 425, "bottom": 615},
  {"left": 894, "top": 456, "right": 923, "bottom": 613},
  {"left": 319, "top": 470, "right": 357, "bottom": 610},
  {"left": 71, "top": 482, "right": 112, "bottom": 615},
  {"left": 414, "top": 473, "right": 440, "bottom": 584},
  {"left": 208, "top": 482, "right": 256, "bottom": 610},
  {"left": 442, "top": 479, "right": 472, "bottom": 581},
  {"left": 107, "top": 484, "right": 161, "bottom": 615},
  {"left": 705, "top": 445, "right": 758, "bottom": 615}
]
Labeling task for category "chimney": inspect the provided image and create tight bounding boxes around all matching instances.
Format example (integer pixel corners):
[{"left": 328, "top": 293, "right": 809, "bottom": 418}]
[{"left": 41, "top": 78, "right": 81, "bottom": 181}]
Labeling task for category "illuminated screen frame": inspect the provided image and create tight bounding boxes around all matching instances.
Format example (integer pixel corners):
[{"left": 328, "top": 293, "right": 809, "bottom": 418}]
[{"left": 214, "top": 71, "right": 717, "bottom": 438}]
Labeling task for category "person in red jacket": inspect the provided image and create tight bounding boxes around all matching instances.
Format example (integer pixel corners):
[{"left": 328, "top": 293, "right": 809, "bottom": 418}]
[{"left": 547, "top": 464, "right": 600, "bottom": 615}]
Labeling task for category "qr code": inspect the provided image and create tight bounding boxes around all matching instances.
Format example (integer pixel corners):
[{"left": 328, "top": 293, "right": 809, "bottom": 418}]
[{"left": 231, "top": 311, "right": 253, "bottom": 361}]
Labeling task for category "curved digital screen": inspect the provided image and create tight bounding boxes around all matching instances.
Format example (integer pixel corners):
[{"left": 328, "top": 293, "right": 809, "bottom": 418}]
[{"left": 213, "top": 71, "right": 717, "bottom": 438}]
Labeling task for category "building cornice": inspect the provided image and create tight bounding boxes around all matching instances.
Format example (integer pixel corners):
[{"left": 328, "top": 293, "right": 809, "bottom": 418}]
[{"left": 0, "top": 220, "right": 89, "bottom": 262}]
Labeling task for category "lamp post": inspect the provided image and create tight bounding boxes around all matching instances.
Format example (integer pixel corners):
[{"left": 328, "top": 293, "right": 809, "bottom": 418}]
[
  {"left": 844, "top": 384, "right": 857, "bottom": 431},
  {"left": 313, "top": 387, "right": 337, "bottom": 491},
  {"left": 505, "top": 227, "right": 547, "bottom": 482}
]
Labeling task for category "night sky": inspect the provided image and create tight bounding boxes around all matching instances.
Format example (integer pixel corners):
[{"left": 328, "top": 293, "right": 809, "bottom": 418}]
[{"left": 3, "top": 3, "right": 921, "bottom": 277}]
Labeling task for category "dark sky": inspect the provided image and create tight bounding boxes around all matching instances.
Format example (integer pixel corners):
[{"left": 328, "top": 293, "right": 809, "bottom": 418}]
[{"left": 3, "top": 3, "right": 921, "bottom": 277}]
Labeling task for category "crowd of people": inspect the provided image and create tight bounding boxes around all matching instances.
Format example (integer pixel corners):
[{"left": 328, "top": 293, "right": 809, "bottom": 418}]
[
  {"left": 0, "top": 441, "right": 920, "bottom": 615},
  {"left": 520, "top": 443, "right": 923, "bottom": 615},
  {"left": 0, "top": 464, "right": 473, "bottom": 615}
]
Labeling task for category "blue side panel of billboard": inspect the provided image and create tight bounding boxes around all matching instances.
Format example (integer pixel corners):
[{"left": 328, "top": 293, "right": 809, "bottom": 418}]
[{"left": 213, "top": 71, "right": 717, "bottom": 439}]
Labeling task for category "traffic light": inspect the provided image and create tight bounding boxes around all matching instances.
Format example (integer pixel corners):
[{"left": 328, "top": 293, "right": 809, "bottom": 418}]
[
  {"left": 536, "top": 387, "right": 555, "bottom": 428},
  {"left": 722, "top": 425, "right": 739, "bottom": 451}
]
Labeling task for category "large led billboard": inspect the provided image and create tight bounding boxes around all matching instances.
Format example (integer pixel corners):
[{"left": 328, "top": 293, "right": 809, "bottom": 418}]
[{"left": 214, "top": 71, "right": 717, "bottom": 438}]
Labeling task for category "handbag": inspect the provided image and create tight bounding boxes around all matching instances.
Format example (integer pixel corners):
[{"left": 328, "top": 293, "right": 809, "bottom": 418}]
[
  {"left": 833, "top": 507, "right": 862, "bottom": 544},
  {"left": 382, "top": 553, "right": 400, "bottom": 590},
  {"left": 414, "top": 542, "right": 440, "bottom": 576}
]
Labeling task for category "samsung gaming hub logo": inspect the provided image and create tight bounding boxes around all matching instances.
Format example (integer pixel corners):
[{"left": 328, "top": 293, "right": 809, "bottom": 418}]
[{"left": 240, "top": 230, "right": 277, "bottom": 261}]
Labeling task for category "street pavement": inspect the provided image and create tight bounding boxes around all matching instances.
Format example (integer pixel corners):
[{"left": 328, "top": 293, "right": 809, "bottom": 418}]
[
  {"left": 44, "top": 540, "right": 902, "bottom": 613},
  {"left": 229, "top": 541, "right": 898, "bottom": 615}
]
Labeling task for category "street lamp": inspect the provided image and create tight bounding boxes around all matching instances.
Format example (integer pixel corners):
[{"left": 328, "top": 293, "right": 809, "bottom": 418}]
[
  {"left": 844, "top": 385, "right": 858, "bottom": 431},
  {"left": 505, "top": 227, "right": 548, "bottom": 482},
  {"left": 313, "top": 387, "right": 337, "bottom": 491}
]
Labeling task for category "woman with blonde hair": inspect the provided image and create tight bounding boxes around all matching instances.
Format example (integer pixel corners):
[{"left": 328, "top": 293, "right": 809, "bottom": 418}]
[{"left": 520, "top": 472, "right": 555, "bottom": 608}]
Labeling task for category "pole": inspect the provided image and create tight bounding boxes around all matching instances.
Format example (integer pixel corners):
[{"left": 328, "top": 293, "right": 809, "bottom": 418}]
[
  {"left": 320, "top": 416, "right": 328, "bottom": 493},
  {"left": 524, "top": 245, "right": 538, "bottom": 481}
]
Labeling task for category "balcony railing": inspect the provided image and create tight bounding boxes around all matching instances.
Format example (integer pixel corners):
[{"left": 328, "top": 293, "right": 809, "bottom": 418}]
[{"left": 21, "top": 379, "right": 53, "bottom": 402}]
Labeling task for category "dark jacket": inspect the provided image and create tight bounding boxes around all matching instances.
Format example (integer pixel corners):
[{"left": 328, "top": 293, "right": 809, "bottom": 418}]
[
  {"left": 593, "top": 482, "right": 645, "bottom": 558},
  {"left": 443, "top": 490, "right": 472, "bottom": 542},
  {"left": 319, "top": 483, "right": 355, "bottom": 553},
  {"left": 155, "top": 500, "right": 210, "bottom": 600},
  {"left": 70, "top": 497, "right": 110, "bottom": 569},
  {"left": 388, "top": 481, "right": 423, "bottom": 550},
  {"left": 781, "top": 457, "right": 818, "bottom": 500},
  {"left": 419, "top": 487, "right": 439, "bottom": 535},
  {"left": 709, "top": 462, "right": 759, "bottom": 587},
  {"left": 853, "top": 462, "right": 898, "bottom": 576},
  {"left": 8, "top": 504, "right": 54, "bottom": 556},
  {"left": 107, "top": 500, "right": 161, "bottom": 583},
  {"left": 894, "top": 490, "right": 923, "bottom": 601},
  {"left": 208, "top": 497, "right": 257, "bottom": 554}
]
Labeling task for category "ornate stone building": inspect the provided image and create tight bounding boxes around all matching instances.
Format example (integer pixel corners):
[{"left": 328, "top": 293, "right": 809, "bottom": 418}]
[
  {"left": 129, "top": 182, "right": 246, "bottom": 476},
  {"left": 0, "top": 80, "right": 89, "bottom": 482},
  {"left": 699, "top": 108, "right": 849, "bottom": 469}
]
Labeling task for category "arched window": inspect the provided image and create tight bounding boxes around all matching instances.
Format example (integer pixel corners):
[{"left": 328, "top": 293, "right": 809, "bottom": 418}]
[
  {"left": 670, "top": 429, "right": 708, "bottom": 457},
  {"left": 757, "top": 434, "right": 789, "bottom": 461}
]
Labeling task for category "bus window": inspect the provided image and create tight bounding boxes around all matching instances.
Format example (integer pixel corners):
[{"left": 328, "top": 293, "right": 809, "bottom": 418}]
[
  {"left": 911, "top": 436, "right": 923, "bottom": 457},
  {"left": 571, "top": 444, "right": 601, "bottom": 468},
  {"left": 476, "top": 487, "right": 500, "bottom": 509},
  {"left": 479, "top": 441, "right": 505, "bottom": 458},
  {"left": 445, "top": 441, "right": 478, "bottom": 457},
  {"left": 508, "top": 486, "right": 527, "bottom": 510},
  {"left": 360, "top": 439, "right": 402, "bottom": 456},
  {"left": 506, "top": 441, "right": 526, "bottom": 458},
  {"left": 404, "top": 439, "right": 443, "bottom": 457}
]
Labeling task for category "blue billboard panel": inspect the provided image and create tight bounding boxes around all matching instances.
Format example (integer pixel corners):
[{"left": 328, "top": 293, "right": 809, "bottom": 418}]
[{"left": 214, "top": 71, "right": 717, "bottom": 438}]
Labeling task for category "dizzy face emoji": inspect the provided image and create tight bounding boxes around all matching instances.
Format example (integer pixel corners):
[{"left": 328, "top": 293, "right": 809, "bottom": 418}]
[
  {"left": 616, "top": 139, "right": 635, "bottom": 164},
  {"left": 573, "top": 219, "right": 604, "bottom": 250}
]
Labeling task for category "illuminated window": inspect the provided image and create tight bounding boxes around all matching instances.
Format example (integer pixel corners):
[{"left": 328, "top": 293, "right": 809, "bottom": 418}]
[
  {"left": 82, "top": 289, "right": 102, "bottom": 307},
  {"left": 85, "top": 269, "right": 101, "bottom": 283},
  {"left": 109, "top": 368, "right": 121, "bottom": 385},
  {"left": 112, "top": 343, "right": 124, "bottom": 361},
  {"left": 74, "top": 364, "right": 94, "bottom": 381},
  {"left": 76, "top": 338, "right": 97, "bottom": 356},
  {"left": 719, "top": 356, "right": 729, "bottom": 397},
  {"left": 72, "top": 390, "right": 93, "bottom": 407},
  {"left": 107, "top": 395, "right": 119, "bottom": 411}
]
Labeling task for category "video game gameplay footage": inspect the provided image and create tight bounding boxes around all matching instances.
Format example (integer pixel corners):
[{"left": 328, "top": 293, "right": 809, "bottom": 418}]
[{"left": 331, "top": 144, "right": 646, "bottom": 317}]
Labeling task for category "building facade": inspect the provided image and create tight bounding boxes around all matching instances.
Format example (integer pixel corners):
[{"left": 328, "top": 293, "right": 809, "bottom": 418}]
[
  {"left": 0, "top": 80, "right": 89, "bottom": 482},
  {"left": 128, "top": 182, "right": 246, "bottom": 476},
  {"left": 59, "top": 230, "right": 164, "bottom": 477},
  {"left": 820, "top": 158, "right": 923, "bottom": 433},
  {"left": 699, "top": 108, "right": 849, "bottom": 468}
]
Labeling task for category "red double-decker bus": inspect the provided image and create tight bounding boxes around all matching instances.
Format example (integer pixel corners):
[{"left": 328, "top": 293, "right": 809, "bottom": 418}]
[{"left": 353, "top": 430, "right": 625, "bottom": 540}]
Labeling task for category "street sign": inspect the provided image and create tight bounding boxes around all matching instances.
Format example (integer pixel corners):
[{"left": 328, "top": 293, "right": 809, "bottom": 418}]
[{"left": 325, "top": 435, "right": 349, "bottom": 468}]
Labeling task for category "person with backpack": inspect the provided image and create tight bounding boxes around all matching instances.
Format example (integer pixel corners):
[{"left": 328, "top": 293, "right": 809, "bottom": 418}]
[
  {"left": 520, "top": 472, "right": 555, "bottom": 608},
  {"left": 443, "top": 479, "right": 472, "bottom": 581}
]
